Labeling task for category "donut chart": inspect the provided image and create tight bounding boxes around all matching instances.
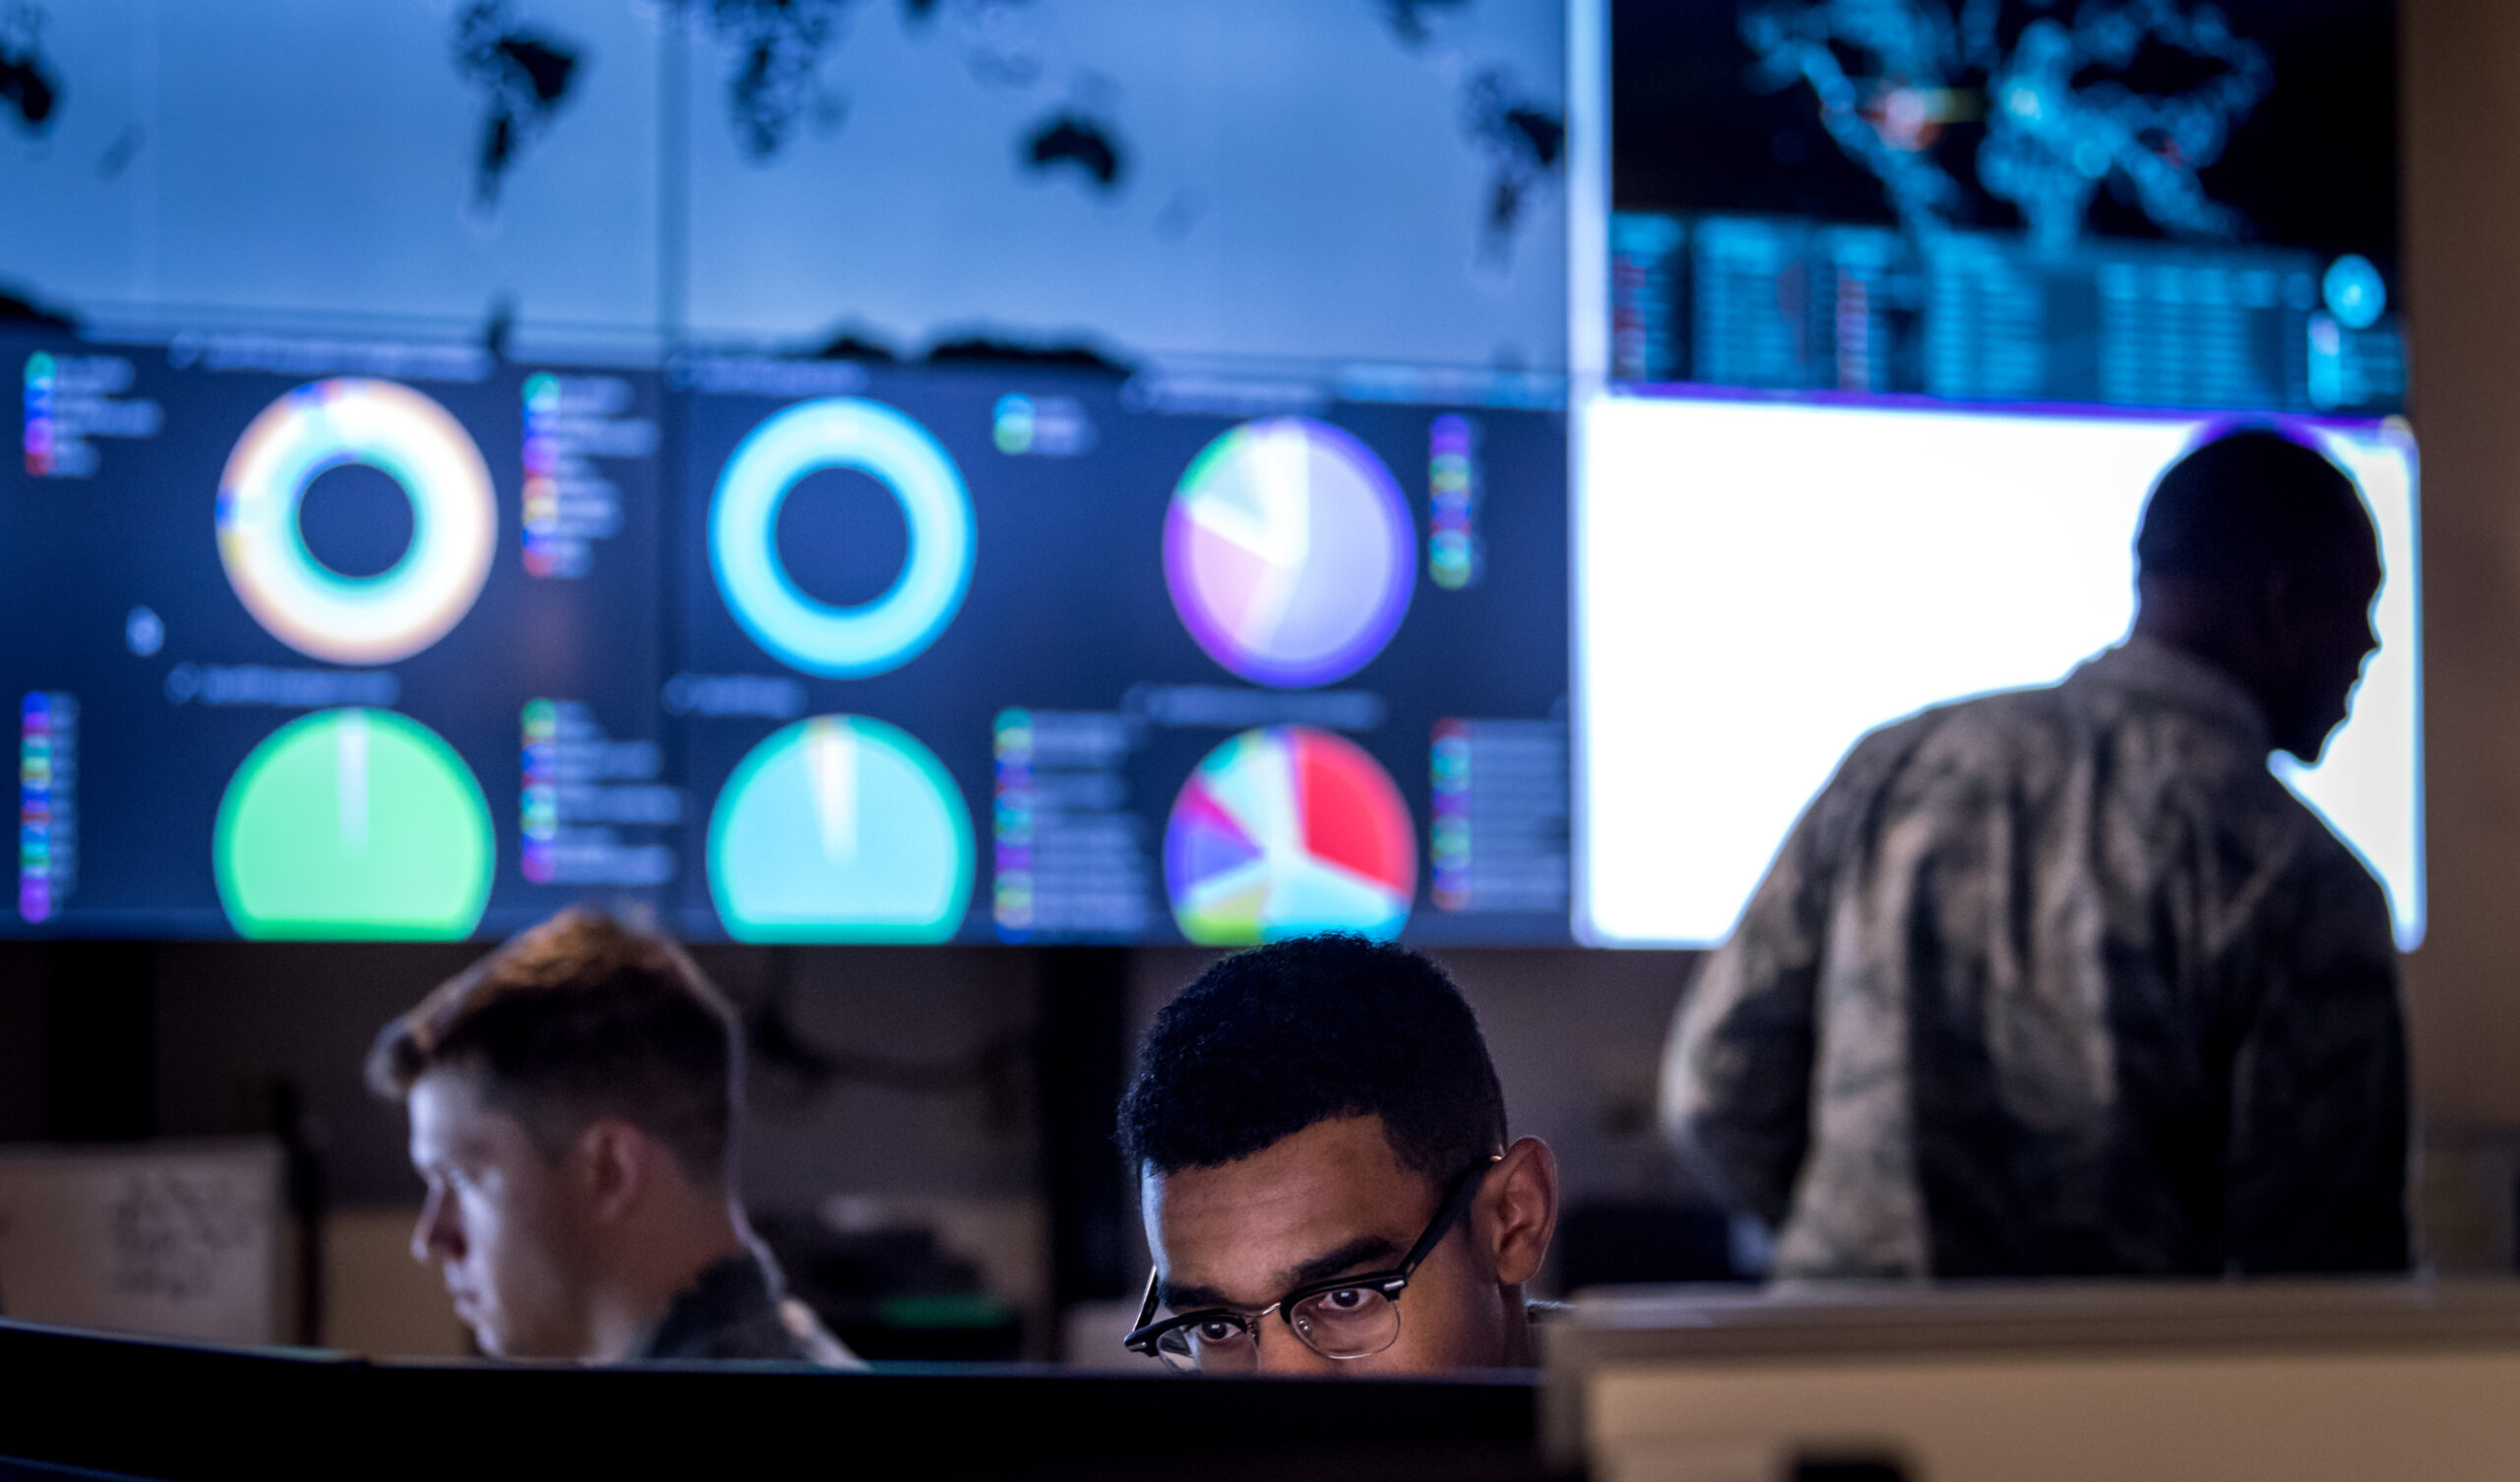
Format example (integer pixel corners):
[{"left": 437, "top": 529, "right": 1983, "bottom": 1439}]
[
  {"left": 708, "top": 714, "right": 975, "bottom": 942},
  {"left": 1164, "top": 418, "right": 1415, "bottom": 689},
  {"left": 214, "top": 709, "right": 494, "bottom": 940},
  {"left": 711, "top": 398, "right": 975, "bottom": 678},
  {"left": 1164, "top": 725, "right": 1416, "bottom": 944},
  {"left": 217, "top": 379, "right": 497, "bottom": 665}
]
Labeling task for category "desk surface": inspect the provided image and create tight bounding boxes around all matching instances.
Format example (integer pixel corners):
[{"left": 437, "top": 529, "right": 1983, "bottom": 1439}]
[{"left": 1542, "top": 1279, "right": 2520, "bottom": 1482}]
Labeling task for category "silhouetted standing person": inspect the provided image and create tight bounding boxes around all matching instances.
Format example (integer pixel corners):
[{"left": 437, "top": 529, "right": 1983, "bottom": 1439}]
[{"left": 1665, "top": 429, "right": 2408, "bottom": 1279}]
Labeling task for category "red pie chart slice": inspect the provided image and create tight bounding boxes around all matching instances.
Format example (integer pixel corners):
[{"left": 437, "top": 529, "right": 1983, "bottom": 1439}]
[{"left": 1163, "top": 725, "right": 1416, "bottom": 945}]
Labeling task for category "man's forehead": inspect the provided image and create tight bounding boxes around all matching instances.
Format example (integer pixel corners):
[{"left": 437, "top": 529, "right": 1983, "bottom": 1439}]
[
  {"left": 408, "top": 1069, "right": 517, "bottom": 1156},
  {"left": 1145, "top": 1115, "right": 1436, "bottom": 1303}
]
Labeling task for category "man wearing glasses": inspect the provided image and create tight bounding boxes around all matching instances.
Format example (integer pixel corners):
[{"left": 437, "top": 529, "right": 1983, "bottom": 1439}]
[{"left": 1116, "top": 934, "right": 1559, "bottom": 1374}]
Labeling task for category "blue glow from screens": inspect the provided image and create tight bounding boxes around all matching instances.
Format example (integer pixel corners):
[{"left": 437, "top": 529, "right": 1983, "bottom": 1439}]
[
  {"left": 707, "top": 398, "right": 975, "bottom": 680},
  {"left": 2325, "top": 255, "right": 2388, "bottom": 332}
]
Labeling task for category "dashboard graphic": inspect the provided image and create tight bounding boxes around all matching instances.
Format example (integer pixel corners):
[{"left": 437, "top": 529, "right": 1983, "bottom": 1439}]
[
  {"left": 0, "top": 331, "right": 671, "bottom": 938},
  {"left": 213, "top": 707, "right": 493, "bottom": 939},
  {"left": 1165, "top": 725, "right": 1417, "bottom": 946},
  {"left": 707, "top": 714, "right": 976, "bottom": 943},
  {"left": 1576, "top": 394, "right": 2423, "bottom": 951},
  {"left": 1164, "top": 418, "right": 1417, "bottom": 689},
  {"left": 1608, "top": 1, "right": 2403, "bottom": 415},
  {"left": 709, "top": 397, "right": 976, "bottom": 679},
  {"left": 2, "top": 335, "right": 1564, "bottom": 944},
  {"left": 216, "top": 378, "right": 497, "bottom": 664}
]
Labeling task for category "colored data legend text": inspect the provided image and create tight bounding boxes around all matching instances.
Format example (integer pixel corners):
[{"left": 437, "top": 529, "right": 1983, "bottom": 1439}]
[
  {"left": 1428, "top": 415, "right": 1481, "bottom": 590},
  {"left": 19, "top": 693, "right": 79, "bottom": 924},
  {"left": 993, "top": 709, "right": 1037, "bottom": 936},
  {"left": 520, "top": 698, "right": 677, "bottom": 887},
  {"left": 523, "top": 375, "right": 565, "bottom": 577},
  {"left": 1430, "top": 720, "right": 1472, "bottom": 910},
  {"left": 522, "top": 699, "right": 561, "bottom": 882},
  {"left": 24, "top": 352, "right": 55, "bottom": 475},
  {"left": 19, "top": 351, "right": 159, "bottom": 478},
  {"left": 519, "top": 373, "right": 655, "bottom": 579},
  {"left": 992, "top": 394, "right": 1097, "bottom": 457},
  {"left": 1429, "top": 718, "right": 1569, "bottom": 915},
  {"left": 991, "top": 708, "right": 1150, "bottom": 942}
]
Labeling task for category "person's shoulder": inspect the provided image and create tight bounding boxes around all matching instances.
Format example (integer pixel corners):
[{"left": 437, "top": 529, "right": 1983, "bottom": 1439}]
[
  {"left": 779, "top": 1297, "right": 869, "bottom": 1371},
  {"left": 2267, "top": 790, "right": 2395, "bottom": 924},
  {"left": 1837, "top": 681, "right": 2076, "bottom": 785}
]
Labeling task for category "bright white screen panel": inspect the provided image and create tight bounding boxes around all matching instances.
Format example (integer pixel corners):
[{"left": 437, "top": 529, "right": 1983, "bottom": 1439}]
[{"left": 1576, "top": 394, "right": 2423, "bottom": 950}]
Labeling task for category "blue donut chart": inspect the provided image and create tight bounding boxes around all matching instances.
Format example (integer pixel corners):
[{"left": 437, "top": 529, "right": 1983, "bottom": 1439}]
[{"left": 709, "top": 398, "right": 976, "bottom": 678}]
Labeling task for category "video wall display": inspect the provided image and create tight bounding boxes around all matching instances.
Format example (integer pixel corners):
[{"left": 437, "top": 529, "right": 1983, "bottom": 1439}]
[
  {"left": 668, "top": 362, "right": 1569, "bottom": 947},
  {"left": 4, "top": 332, "right": 1569, "bottom": 944},
  {"left": 1575, "top": 397, "right": 2423, "bottom": 951},
  {"left": 1606, "top": 1, "right": 2403, "bottom": 414},
  {"left": 2, "top": 1, "right": 1566, "bottom": 376},
  {"left": 4, "top": 329, "right": 670, "bottom": 939}
]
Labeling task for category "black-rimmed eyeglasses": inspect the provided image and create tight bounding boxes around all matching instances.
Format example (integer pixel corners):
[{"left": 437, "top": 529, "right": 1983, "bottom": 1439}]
[{"left": 1122, "top": 1155, "right": 1500, "bottom": 1372}]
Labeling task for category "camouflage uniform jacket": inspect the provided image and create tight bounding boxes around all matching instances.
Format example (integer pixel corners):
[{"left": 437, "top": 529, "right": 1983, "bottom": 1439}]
[
  {"left": 1662, "top": 639, "right": 2409, "bottom": 1279},
  {"left": 635, "top": 1250, "right": 867, "bottom": 1368}
]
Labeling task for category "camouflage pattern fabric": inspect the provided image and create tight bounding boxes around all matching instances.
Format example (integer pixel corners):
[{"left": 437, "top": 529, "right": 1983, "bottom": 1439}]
[
  {"left": 636, "top": 1250, "right": 866, "bottom": 1367},
  {"left": 1663, "top": 640, "right": 2408, "bottom": 1279}
]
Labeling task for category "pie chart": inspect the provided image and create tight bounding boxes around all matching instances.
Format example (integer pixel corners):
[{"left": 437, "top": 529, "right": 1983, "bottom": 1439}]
[
  {"left": 708, "top": 714, "right": 975, "bottom": 942},
  {"left": 1164, "top": 418, "right": 1415, "bottom": 688},
  {"left": 1164, "top": 725, "right": 1416, "bottom": 945},
  {"left": 214, "top": 708, "right": 494, "bottom": 940}
]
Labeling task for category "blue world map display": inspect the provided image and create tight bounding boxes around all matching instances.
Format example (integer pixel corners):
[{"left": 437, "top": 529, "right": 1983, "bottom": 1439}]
[
  {"left": 0, "top": 0, "right": 1567, "bottom": 374},
  {"left": 1607, "top": 0, "right": 2403, "bottom": 413}
]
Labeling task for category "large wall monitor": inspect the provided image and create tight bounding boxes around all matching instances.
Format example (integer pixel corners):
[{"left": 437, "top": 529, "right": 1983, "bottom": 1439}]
[
  {"left": 5, "top": 329, "right": 670, "bottom": 939},
  {"left": 670, "top": 361, "right": 1569, "bottom": 947},
  {"left": 1579, "top": 399, "right": 2420, "bottom": 948},
  {"left": 3, "top": 332, "right": 1570, "bottom": 943},
  {"left": 1, "top": 2, "right": 1567, "bottom": 372},
  {"left": 1574, "top": 0, "right": 2420, "bottom": 948},
  {"left": 1604, "top": 1, "right": 2401, "bottom": 414}
]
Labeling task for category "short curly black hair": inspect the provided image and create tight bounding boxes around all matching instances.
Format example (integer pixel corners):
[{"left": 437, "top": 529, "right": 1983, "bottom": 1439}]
[
  {"left": 2136, "top": 427, "right": 2373, "bottom": 584},
  {"left": 1118, "top": 935, "right": 1508, "bottom": 1182}
]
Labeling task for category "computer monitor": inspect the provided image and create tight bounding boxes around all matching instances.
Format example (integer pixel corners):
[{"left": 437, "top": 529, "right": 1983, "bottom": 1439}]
[
  {"left": 1569, "top": 0, "right": 2419, "bottom": 948},
  {"left": 1577, "top": 398, "right": 2421, "bottom": 948},
  {"left": 4, "top": 336, "right": 1574, "bottom": 945},
  {"left": 4, "top": 329, "right": 670, "bottom": 938},
  {"left": 668, "top": 359, "right": 1571, "bottom": 947}
]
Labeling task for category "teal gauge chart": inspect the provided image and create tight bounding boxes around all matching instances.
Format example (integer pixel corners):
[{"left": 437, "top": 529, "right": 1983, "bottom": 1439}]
[
  {"left": 710, "top": 399, "right": 976, "bottom": 678},
  {"left": 708, "top": 715, "right": 975, "bottom": 941},
  {"left": 214, "top": 708, "right": 494, "bottom": 939},
  {"left": 217, "top": 378, "right": 497, "bottom": 665}
]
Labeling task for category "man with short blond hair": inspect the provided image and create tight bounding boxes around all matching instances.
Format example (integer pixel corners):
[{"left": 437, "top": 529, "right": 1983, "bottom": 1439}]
[{"left": 369, "top": 908, "right": 856, "bottom": 1365}]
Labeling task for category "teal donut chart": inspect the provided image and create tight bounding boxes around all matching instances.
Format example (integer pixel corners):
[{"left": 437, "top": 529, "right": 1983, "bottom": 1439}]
[{"left": 708, "top": 398, "right": 976, "bottom": 678}]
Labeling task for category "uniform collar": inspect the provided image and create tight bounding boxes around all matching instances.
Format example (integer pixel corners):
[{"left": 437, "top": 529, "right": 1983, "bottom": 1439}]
[{"left": 2069, "top": 637, "right": 2272, "bottom": 755}]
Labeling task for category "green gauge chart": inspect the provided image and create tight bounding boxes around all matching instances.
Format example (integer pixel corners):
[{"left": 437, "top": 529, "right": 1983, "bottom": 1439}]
[
  {"left": 708, "top": 714, "right": 974, "bottom": 942},
  {"left": 214, "top": 708, "right": 493, "bottom": 939}
]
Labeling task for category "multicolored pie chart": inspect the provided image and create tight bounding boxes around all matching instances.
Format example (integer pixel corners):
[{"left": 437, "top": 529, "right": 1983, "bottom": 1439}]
[
  {"left": 708, "top": 714, "right": 974, "bottom": 942},
  {"left": 217, "top": 378, "right": 497, "bottom": 665},
  {"left": 1164, "top": 725, "right": 1416, "bottom": 944},
  {"left": 1164, "top": 418, "right": 1415, "bottom": 689},
  {"left": 214, "top": 708, "right": 494, "bottom": 940}
]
